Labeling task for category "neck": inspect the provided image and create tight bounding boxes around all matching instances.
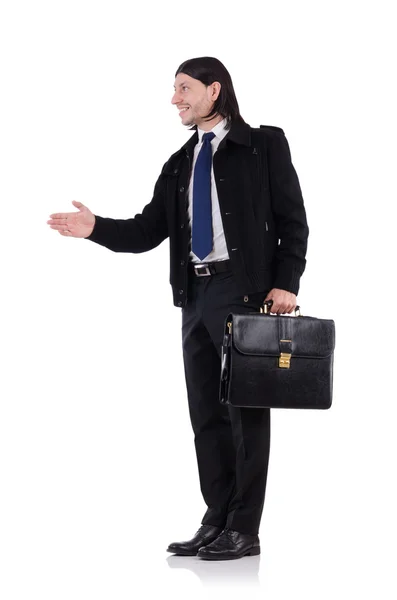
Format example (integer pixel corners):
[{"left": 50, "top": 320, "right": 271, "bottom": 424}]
[{"left": 197, "top": 114, "right": 224, "bottom": 131}]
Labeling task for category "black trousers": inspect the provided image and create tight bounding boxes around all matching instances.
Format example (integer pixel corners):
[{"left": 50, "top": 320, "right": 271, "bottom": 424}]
[{"left": 181, "top": 264, "right": 271, "bottom": 536}]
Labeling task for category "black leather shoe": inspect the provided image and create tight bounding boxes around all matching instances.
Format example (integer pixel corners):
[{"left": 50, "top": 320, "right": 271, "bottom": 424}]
[
  {"left": 197, "top": 527, "right": 260, "bottom": 560},
  {"left": 166, "top": 524, "right": 223, "bottom": 556}
]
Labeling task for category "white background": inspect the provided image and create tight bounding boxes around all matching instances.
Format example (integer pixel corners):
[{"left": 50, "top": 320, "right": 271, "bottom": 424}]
[{"left": 0, "top": 1, "right": 396, "bottom": 598}]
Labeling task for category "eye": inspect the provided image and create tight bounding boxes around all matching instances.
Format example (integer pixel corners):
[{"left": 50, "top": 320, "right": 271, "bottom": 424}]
[{"left": 182, "top": 86, "right": 188, "bottom": 91}]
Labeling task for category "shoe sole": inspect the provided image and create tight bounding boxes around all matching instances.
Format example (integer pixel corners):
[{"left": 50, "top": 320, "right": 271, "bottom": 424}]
[
  {"left": 198, "top": 545, "right": 261, "bottom": 560},
  {"left": 166, "top": 548, "right": 198, "bottom": 556}
]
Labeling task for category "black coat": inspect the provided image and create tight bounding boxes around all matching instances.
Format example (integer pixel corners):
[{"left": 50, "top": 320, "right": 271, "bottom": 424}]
[{"left": 85, "top": 119, "right": 309, "bottom": 308}]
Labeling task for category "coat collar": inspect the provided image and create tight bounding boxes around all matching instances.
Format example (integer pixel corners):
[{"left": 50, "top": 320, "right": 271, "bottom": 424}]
[{"left": 178, "top": 118, "right": 252, "bottom": 157}]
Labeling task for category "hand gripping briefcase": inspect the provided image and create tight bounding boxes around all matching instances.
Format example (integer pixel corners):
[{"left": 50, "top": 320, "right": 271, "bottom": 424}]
[{"left": 219, "top": 301, "right": 335, "bottom": 409}]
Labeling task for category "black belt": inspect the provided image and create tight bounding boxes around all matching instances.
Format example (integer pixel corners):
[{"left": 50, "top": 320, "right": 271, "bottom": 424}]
[{"left": 188, "top": 259, "right": 231, "bottom": 277}]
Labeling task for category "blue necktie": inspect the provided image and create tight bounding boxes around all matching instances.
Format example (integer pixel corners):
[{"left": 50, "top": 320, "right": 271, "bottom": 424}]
[{"left": 192, "top": 131, "right": 216, "bottom": 260}]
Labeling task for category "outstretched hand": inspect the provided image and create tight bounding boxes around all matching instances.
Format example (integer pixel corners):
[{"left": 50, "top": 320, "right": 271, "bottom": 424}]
[
  {"left": 264, "top": 288, "right": 297, "bottom": 314},
  {"left": 47, "top": 201, "right": 95, "bottom": 238}
]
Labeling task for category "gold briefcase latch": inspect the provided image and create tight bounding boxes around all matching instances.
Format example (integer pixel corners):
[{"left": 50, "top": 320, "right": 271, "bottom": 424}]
[{"left": 279, "top": 352, "right": 291, "bottom": 368}]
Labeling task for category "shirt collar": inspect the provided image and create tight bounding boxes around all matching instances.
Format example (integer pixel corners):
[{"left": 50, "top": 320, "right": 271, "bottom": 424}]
[{"left": 197, "top": 117, "right": 229, "bottom": 144}]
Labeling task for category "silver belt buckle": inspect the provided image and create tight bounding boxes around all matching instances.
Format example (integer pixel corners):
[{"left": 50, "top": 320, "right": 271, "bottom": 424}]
[{"left": 194, "top": 263, "right": 211, "bottom": 277}]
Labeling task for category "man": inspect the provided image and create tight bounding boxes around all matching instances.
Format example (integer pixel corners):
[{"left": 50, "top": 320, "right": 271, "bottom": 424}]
[{"left": 47, "top": 56, "right": 309, "bottom": 560}]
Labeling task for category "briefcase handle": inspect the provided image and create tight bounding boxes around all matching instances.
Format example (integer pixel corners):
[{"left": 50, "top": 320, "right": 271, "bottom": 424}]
[{"left": 259, "top": 299, "right": 302, "bottom": 316}]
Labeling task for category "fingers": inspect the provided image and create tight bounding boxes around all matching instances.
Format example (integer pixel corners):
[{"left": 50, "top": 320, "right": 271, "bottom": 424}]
[
  {"left": 264, "top": 289, "right": 297, "bottom": 315},
  {"left": 48, "top": 200, "right": 85, "bottom": 220},
  {"left": 265, "top": 300, "right": 296, "bottom": 314},
  {"left": 48, "top": 213, "right": 71, "bottom": 219},
  {"left": 47, "top": 217, "right": 72, "bottom": 232},
  {"left": 274, "top": 304, "right": 296, "bottom": 314},
  {"left": 269, "top": 304, "right": 285, "bottom": 314},
  {"left": 47, "top": 211, "right": 78, "bottom": 230},
  {"left": 48, "top": 201, "right": 86, "bottom": 233},
  {"left": 47, "top": 217, "right": 69, "bottom": 225},
  {"left": 47, "top": 215, "right": 74, "bottom": 237}
]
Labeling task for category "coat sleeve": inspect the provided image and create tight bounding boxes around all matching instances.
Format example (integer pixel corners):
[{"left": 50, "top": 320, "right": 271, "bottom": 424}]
[
  {"left": 267, "top": 130, "right": 309, "bottom": 295},
  {"left": 84, "top": 162, "right": 169, "bottom": 253}
]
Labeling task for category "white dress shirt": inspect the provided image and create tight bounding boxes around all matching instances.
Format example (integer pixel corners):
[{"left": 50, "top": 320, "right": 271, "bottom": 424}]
[{"left": 188, "top": 117, "right": 230, "bottom": 263}]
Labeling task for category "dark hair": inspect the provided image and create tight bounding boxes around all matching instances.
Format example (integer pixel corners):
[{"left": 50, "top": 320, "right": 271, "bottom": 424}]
[{"left": 174, "top": 56, "right": 246, "bottom": 131}]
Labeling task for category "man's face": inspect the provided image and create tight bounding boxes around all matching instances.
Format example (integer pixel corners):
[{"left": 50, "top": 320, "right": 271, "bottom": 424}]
[{"left": 171, "top": 73, "right": 221, "bottom": 128}]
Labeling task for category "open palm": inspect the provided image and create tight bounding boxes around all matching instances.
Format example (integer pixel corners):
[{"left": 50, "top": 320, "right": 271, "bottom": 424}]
[{"left": 47, "top": 201, "right": 95, "bottom": 238}]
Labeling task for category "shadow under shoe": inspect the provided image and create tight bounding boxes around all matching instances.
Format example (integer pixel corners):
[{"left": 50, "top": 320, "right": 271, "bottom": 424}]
[
  {"left": 197, "top": 527, "right": 260, "bottom": 560},
  {"left": 166, "top": 524, "right": 224, "bottom": 556}
]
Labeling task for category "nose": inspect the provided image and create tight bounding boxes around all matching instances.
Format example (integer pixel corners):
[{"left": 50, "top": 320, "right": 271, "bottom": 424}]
[{"left": 171, "top": 91, "right": 181, "bottom": 105}]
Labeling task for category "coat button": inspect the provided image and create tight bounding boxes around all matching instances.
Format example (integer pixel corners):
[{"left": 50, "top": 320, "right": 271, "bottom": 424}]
[
  {"left": 174, "top": 168, "right": 179, "bottom": 174},
  {"left": 180, "top": 260, "right": 185, "bottom": 266},
  {"left": 179, "top": 186, "right": 185, "bottom": 192},
  {"left": 219, "top": 178, "right": 225, "bottom": 182},
  {"left": 177, "top": 301, "right": 182, "bottom": 306},
  {"left": 179, "top": 289, "right": 184, "bottom": 294},
  {"left": 244, "top": 295, "right": 249, "bottom": 302},
  {"left": 180, "top": 224, "right": 185, "bottom": 229}
]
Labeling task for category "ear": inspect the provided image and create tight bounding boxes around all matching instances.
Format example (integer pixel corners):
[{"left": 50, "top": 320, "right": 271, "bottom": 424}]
[{"left": 211, "top": 81, "right": 221, "bottom": 101}]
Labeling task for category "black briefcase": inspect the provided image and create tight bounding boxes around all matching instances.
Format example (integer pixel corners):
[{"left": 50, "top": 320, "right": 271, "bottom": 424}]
[{"left": 219, "top": 301, "right": 335, "bottom": 409}]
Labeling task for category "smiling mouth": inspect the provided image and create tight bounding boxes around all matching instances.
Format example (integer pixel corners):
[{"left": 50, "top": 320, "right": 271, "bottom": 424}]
[{"left": 179, "top": 107, "right": 190, "bottom": 115}]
